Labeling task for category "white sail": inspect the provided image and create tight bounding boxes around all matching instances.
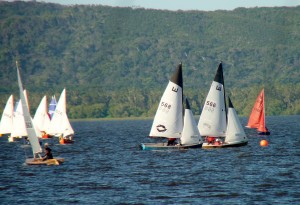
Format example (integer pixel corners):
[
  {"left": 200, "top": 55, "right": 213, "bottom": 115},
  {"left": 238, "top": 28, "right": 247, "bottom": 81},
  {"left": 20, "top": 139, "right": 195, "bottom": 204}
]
[
  {"left": 11, "top": 100, "right": 27, "bottom": 138},
  {"left": 33, "top": 96, "right": 50, "bottom": 132},
  {"left": 16, "top": 63, "right": 42, "bottom": 155},
  {"left": 149, "top": 65, "right": 183, "bottom": 139},
  {"left": 181, "top": 99, "right": 202, "bottom": 145},
  {"left": 225, "top": 98, "right": 248, "bottom": 144},
  {"left": 47, "top": 88, "right": 74, "bottom": 136},
  {"left": 61, "top": 112, "right": 74, "bottom": 137},
  {"left": 0, "top": 95, "right": 14, "bottom": 134},
  {"left": 198, "top": 64, "right": 227, "bottom": 137}
]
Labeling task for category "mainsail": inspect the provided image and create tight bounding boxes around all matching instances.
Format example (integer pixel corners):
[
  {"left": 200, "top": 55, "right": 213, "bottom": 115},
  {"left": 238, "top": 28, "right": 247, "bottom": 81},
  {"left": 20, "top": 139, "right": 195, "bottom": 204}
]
[
  {"left": 198, "top": 63, "right": 227, "bottom": 137},
  {"left": 149, "top": 63, "right": 183, "bottom": 138}
]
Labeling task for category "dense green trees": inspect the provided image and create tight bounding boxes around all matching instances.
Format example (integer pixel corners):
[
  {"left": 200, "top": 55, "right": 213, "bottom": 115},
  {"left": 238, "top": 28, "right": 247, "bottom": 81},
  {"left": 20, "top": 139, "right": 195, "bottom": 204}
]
[{"left": 0, "top": 2, "right": 299, "bottom": 118}]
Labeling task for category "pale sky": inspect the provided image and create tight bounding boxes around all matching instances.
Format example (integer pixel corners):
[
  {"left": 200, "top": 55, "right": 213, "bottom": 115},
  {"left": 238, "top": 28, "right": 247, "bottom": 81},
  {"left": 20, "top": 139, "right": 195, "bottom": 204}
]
[{"left": 5, "top": 0, "right": 300, "bottom": 11}]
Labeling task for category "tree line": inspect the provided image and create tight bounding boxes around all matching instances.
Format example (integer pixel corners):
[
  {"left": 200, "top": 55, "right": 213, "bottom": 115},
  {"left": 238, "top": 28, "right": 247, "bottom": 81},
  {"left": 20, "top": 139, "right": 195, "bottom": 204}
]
[{"left": 0, "top": 2, "right": 299, "bottom": 118}]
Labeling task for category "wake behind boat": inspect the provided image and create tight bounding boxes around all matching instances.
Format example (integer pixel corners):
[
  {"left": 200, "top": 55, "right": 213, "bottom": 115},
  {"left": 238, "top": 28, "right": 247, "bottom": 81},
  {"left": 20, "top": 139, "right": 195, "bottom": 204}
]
[
  {"left": 141, "top": 63, "right": 202, "bottom": 150},
  {"left": 198, "top": 63, "right": 248, "bottom": 148}
]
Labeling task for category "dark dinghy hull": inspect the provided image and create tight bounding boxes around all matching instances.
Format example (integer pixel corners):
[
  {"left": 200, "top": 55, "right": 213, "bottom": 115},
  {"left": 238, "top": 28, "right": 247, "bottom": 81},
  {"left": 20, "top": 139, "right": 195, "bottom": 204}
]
[{"left": 140, "top": 143, "right": 202, "bottom": 151}]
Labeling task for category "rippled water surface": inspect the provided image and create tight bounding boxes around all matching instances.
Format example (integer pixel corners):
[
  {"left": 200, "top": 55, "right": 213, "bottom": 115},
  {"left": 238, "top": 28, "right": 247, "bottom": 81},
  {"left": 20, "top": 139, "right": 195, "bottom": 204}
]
[{"left": 0, "top": 115, "right": 299, "bottom": 204}]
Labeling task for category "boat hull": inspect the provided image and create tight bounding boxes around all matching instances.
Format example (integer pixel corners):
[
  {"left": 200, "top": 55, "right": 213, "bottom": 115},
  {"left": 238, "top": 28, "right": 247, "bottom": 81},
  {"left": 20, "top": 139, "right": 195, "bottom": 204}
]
[
  {"left": 8, "top": 136, "right": 22, "bottom": 142},
  {"left": 25, "top": 157, "right": 64, "bottom": 165},
  {"left": 140, "top": 142, "right": 202, "bottom": 150},
  {"left": 41, "top": 134, "right": 53, "bottom": 139},
  {"left": 202, "top": 141, "right": 248, "bottom": 148},
  {"left": 258, "top": 131, "right": 270, "bottom": 136},
  {"left": 59, "top": 138, "right": 74, "bottom": 144}
]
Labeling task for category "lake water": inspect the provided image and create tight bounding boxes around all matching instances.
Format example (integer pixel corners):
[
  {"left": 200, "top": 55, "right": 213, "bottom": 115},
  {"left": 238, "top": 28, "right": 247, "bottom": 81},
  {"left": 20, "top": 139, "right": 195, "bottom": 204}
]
[{"left": 0, "top": 115, "right": 299, "bottom": 204}]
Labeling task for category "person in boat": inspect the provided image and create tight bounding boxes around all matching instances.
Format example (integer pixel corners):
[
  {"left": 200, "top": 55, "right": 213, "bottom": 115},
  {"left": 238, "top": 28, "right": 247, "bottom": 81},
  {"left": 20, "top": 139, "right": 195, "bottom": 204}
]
[
  {"left": 207, "top": 136, "right": 215, "bottom": 144},
  {"left": 67, "top": 135, "right": 74, "bottom": 141},
  {"left": 167, "top": 138, "right": 177, "bottom": 146},
  {"left": 214, "top": 138, "right": 221, "bottom": 145},
  {"left": 42, "top": 143, "right": 53, "bottom": 161}
]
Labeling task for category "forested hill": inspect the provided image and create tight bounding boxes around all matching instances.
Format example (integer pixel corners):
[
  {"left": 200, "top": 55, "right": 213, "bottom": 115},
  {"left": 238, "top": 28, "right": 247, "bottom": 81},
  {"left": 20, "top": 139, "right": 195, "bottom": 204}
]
[{"left": 0, "top": 1, "right": 299, "bottom": 118}]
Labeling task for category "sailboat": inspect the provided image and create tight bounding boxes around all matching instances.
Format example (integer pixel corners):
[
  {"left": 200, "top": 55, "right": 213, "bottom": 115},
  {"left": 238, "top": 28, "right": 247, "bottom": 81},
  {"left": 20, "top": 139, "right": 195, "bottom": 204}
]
[
  {"left": 246, "top": 89, "right": 270, "bottom": 135},
  {"left": 198, "top": 62, "right": 248, "bottom": 148},
  {"left": 33, "top": 96, "right": 51, "bottom": 138},
  {"left": 48, "top": 95, "right": 57, "bottom": 120},
  {"left": 140, "top": 63, "right": 202, "bottom": 150},
  {"left": 9, "top": 100, "right": 27, "bottom": 142},
  {"left": 47, "top": 88, "right": 74, "bottom": 144},
  {"left": 16, "top": 61, "right": 64, "bottom": 165},
  {"left": 0, "top": 95, "right": 14, "bottom": 138}
]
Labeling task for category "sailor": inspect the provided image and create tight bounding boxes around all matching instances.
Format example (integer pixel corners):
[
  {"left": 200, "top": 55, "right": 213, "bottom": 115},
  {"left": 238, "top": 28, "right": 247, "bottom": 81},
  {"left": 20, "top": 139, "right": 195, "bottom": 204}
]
[
  {"left": 42, "top": 143, "right": 54, "bottom": 161},
  {"left": 167, "top": 138, "right": 177, "bottom": 146},
  {"left": 207, "top": 136, "right": 215, "bottom": 144}
]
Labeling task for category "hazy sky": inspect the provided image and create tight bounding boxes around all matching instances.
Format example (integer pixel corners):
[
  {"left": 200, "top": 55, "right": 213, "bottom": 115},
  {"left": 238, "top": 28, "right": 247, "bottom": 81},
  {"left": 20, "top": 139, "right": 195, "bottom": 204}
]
[{"left": 6, "top": 0, "right": 300, "bottom": 11}]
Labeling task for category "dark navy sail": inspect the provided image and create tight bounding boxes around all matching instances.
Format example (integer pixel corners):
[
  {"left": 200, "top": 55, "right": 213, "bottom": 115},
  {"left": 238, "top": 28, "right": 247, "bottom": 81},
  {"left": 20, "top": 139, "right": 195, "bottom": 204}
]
[
  {"left": 228, "top": 96, "right": 234, "bottom": 108},
  {"left": 170, "top": 62, "right": 183, "bottom": 88},
  {"left": 213, "top": 62, "right": 224, "bottom": 85},
  {"left": 185, "top": 98, "right": 191, "bottom": 110}
]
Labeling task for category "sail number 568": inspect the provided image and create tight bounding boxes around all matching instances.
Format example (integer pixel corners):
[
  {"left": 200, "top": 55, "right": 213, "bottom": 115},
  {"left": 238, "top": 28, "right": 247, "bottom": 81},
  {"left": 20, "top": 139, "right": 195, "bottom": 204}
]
[
  {"left": 206, "top": 101, "right": 216, "bottom": 107},
  {"left": 161, "top": 102, "right": 172, "bottom": 109}
]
